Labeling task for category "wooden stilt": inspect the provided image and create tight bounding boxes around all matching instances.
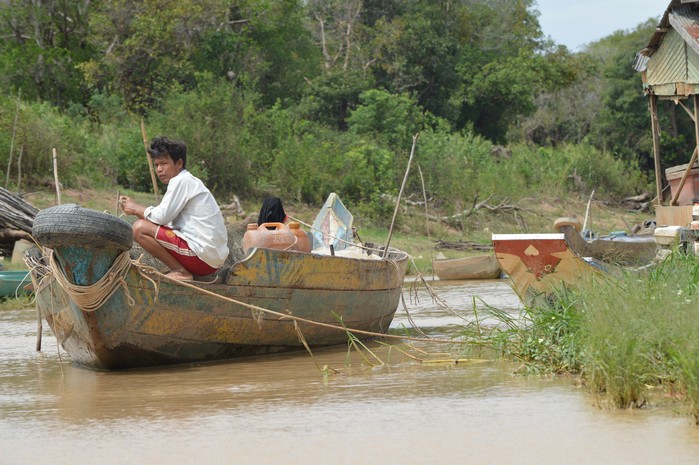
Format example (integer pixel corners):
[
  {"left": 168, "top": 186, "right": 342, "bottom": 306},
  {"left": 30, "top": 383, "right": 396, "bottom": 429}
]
[
  {"left": 669, "top": 95, "right": 699, "bottom": 206},
  {"left": 649, "top": 94, "right": 663, "bottom": 206}
]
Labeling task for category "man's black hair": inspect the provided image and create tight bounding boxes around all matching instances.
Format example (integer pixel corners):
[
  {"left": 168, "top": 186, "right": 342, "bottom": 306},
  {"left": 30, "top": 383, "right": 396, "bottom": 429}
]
[{"left": 148, "top": 136, "right": 187, "bottom": 169}]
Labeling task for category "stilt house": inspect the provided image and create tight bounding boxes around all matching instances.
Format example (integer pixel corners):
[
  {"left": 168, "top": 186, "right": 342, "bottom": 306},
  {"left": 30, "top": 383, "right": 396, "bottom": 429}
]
[{"left": 635, "top": 0, "right": 699, "bottom": 225}]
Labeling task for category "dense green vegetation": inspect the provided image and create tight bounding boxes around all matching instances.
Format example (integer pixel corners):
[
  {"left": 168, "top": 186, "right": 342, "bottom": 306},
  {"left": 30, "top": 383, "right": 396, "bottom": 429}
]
[
  {"left": 469, "top": 252, "right": 699, "bottom": 422},
  {"left": 0, "top": 0, "right": 682, "bottom": 227}
]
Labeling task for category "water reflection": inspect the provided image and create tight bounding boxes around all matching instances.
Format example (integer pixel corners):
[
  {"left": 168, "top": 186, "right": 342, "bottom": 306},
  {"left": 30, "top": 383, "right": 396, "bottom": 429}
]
[{"left": 2, "top": 280, "right": 699, "bottom": 465}]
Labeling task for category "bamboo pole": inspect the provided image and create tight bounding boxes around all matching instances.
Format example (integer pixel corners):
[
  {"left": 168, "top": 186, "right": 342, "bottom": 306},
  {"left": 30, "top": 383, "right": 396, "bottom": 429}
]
[
  {"left": 418, "top": 164, "right": 435, "bottom": 281},
  {"left": 36, "top": 306, "right": 42, "bottom": 351},
  {"left": 16, "top": 145, "right": 23, "bottom": 195},
  {"left": 6, "top": 88, "right": 21, "bottom": 189},
  {"left": 649, "top": 94, "right": 663, "bottom": 205},
  {"left": 582, "top": 189, "right": 595, "bottom": 233},
  {"left": 52, "top": 148, "right": 61, "bottom": 205},
  {"left": 383, "top": 133, "right": 419, "bottom": 258},
  {"left": 141, "top": 119, "right": 160, "bottom": 202}
]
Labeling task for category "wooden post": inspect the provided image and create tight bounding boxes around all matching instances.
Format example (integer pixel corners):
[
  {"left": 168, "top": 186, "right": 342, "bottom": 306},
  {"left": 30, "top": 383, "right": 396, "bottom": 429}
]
[
  {"left": 52, "top": 148, "right": 62, "bottom": 205},
  {"left": 16, "top": 145, "right": 23, "bottom": 195},
  {"left": 141, "top": 119, "right": 160, "bottom": 202},
  {"left": 36, "top": 306, "right": 42, "bottom": 352},
  {"left": 649, "top": 94, "right": 663, "bottom": 206},
  {"left": 6, "top": 88, "right": 20, "bottom": 189},
  {"left": 582, "top": 189, "right": 595, "bottom": 232},
  {"left": 670, "top": 95, "right": 699, "bottom": 206}
]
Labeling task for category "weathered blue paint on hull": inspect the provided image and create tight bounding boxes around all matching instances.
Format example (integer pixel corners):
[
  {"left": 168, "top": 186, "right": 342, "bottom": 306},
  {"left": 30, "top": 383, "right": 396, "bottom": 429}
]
[{"left": 33, "top": 246, "right": 408, "bottom": 370}]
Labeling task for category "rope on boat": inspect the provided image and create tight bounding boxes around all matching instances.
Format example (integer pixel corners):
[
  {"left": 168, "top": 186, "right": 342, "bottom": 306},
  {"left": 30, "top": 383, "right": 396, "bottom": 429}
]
[
  {"left": 47, "top": 249, "right": 136, "bottom": 312},
  {"left": 134, "top": 264, "right": 468, "bottom": 346},
  {"left": 31, "top": 245, "right": 463, "bottom": 346}
]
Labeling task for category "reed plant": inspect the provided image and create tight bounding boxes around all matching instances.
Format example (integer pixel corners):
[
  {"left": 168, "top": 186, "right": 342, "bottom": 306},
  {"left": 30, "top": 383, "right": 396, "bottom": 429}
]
[
  {"left": 474, "top": 289, "right": 585, "bottom": 375},
  {"left": 472, "top": 250, "right": 699, "bottom": 418},
  {"left": 576, "top": 252, "right": 699, "bottom": 411}
]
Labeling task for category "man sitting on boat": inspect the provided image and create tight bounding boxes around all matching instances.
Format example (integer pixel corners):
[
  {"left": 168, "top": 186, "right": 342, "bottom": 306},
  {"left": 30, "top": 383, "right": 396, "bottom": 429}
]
[{"left": 119, "top": 136, "right": 229, "bottom": 281}]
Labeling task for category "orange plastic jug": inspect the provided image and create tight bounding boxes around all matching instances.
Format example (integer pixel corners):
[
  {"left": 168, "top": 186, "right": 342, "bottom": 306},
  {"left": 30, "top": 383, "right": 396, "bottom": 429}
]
[
  {"left": 242, "top": 222, "right": 297, "bottom": 254},
  {"left": 288, "top": 222, "right": 312, "bottom": 252}
]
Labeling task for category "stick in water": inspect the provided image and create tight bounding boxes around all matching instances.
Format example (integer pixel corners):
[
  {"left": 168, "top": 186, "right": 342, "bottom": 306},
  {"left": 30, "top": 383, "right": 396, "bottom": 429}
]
[{"left": 36, "top": 306, "right": 42, "bottom": 351}]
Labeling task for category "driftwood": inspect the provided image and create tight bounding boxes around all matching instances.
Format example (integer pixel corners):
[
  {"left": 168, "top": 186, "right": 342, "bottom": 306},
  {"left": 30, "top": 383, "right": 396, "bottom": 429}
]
[
  {"left": 620, "top": 192, "right": 651, "bottom": 212},
  {"left": 380, "top": 192, "right": 430, "bottom": 207},
  {"left": 383, "top": 192, "right": 524, "bottom": 227},
  {"left": 219, "top": 195, "right": 246, "bottom": 219},
  {"left": 0, "top": 186, "right": 38, "bottom": 257},
  {"left": 430, "top": 195, "right": 525, "bottom": 226}
]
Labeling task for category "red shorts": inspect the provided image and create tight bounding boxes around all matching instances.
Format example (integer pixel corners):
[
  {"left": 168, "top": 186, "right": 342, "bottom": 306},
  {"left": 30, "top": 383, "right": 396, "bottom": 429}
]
[{"left": 156, "top": 226, "right": 218, "bottom": 276}]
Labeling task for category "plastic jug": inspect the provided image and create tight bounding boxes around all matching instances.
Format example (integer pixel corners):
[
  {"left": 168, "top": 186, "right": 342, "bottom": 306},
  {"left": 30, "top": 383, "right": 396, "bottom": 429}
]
[
  {"left": 288, "top": 222, "right": 312, "bottom": 252},
  {"left": 242, "top": 222, "right": 298, "bottom": 254}
]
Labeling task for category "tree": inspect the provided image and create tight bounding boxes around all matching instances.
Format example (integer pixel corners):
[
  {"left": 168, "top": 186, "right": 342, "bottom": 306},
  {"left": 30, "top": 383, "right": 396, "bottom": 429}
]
[{"left": 0, "top": 0, "right": 93, "bottom": 106}]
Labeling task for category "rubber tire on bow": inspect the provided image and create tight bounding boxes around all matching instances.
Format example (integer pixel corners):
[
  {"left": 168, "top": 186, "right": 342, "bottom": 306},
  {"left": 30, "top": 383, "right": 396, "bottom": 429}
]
[
  {"left": 553, "top": 216, "right": 581, "bottom": 233},
  {"left": 32, "top": 204, "right": 133, "bottom": 251}
]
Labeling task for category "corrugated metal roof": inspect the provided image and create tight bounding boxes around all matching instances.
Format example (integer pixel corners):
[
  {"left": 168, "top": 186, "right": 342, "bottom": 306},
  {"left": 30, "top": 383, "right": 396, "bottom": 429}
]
[
  {"left": 639, "top": 0, "right": 683, "bottom": 57},
  {"left": 645, "top": 29, "right": 688, "bottom": 84},
  {"left": 669, "top": 4, "right": 699, "bottom": 56},
  {"left": 635, "top": 0, "right": 699, "bottom": 95}
]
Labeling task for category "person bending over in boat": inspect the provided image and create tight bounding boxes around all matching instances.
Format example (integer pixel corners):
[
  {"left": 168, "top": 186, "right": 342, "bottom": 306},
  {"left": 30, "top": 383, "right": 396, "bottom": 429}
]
[{"left": 119, "top": 136, "right": 229, "bottom": 281}]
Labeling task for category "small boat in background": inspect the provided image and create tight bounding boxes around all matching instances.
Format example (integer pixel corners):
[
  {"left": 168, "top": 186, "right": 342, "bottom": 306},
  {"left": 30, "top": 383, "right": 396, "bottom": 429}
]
[
  {"left": 553, "top": 217, "right": 658, "bottom": 266},
  {"left": 492, "top": 233, "right": 606, "bottom": 306},
  {"left": 432, "top": 254, "right": 502, "bottom": 280},
  {"left": 0, "top": 269, "right": 31, "bottom": 297}
]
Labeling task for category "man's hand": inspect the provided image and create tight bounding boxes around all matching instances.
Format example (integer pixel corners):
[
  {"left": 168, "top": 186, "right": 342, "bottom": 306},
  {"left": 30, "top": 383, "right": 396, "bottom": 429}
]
[{"left": 120, "top": 196, "right": 146, "bottom": 219}]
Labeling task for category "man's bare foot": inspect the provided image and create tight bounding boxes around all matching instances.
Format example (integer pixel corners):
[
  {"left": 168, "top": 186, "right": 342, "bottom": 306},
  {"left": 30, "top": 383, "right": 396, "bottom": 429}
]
[{"left": 164, "top": 270, "right": 193, "bottom": 281}]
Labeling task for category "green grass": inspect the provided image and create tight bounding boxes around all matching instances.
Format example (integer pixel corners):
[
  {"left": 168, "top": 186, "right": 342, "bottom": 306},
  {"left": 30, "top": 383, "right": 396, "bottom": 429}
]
[
  {"left": 471, "top": 250, "right": 699, "bottom": 420},
  {"left": 0, "top": 295, "right": 34, "bottom": 311}
]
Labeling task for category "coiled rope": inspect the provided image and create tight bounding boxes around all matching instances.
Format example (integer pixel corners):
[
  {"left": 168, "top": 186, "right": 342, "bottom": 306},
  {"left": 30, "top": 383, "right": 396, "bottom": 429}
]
[{"left": 47, "top": 249, "right": 135, "bottom": 312}]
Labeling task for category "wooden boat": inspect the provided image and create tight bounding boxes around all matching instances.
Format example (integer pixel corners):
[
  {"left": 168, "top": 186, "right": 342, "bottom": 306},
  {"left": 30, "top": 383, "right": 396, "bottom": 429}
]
[
  {"left": 27, "top": 196, "right": 408, "bottom": 370},
  {"left": 492, "top": 233, "right": 606, "bottom": 306},
  {"left": 553, "top": 217, "right": 658, "bottom": 266},
  {"left": 0, "top": 269, "right": 31, "bottom": 297},
  {"left": 432, "top": 254, "right": 502, "bottom": 280}
]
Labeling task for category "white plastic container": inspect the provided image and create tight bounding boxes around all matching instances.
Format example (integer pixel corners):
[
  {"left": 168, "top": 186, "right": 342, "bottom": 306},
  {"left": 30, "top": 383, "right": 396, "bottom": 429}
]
[{"left": 654, "top": 226, "right": 683, "bottom": 246}]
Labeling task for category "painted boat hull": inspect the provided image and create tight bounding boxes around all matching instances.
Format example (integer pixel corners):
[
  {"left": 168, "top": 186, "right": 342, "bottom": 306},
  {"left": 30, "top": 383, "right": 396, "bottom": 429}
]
[
  {"left": 432, "top": 255, "right": 502, "bottom": 280},
  {"left": 492, "top": 233, "right": 605, "bottom": 306},
  {"left": 0, "top": 270, "right": 31, "bottom": 297},
  {"left": 32, "top": 244, "right": 408, "bottom": 370},
  {"left": 556, "top": 223, "right": 657, "bottom": 266}
]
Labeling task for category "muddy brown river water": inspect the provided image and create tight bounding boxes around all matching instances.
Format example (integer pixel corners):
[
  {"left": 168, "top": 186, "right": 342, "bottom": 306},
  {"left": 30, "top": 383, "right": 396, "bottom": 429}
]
[{"left": 2, "top": 279, "right": 699, "bottom": 464}]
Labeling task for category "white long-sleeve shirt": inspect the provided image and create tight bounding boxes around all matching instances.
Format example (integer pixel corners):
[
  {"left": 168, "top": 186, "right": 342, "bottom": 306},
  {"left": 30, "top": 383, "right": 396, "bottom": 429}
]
[{"left": 143, "top": 170, "right": 229, "bottom": 268}]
